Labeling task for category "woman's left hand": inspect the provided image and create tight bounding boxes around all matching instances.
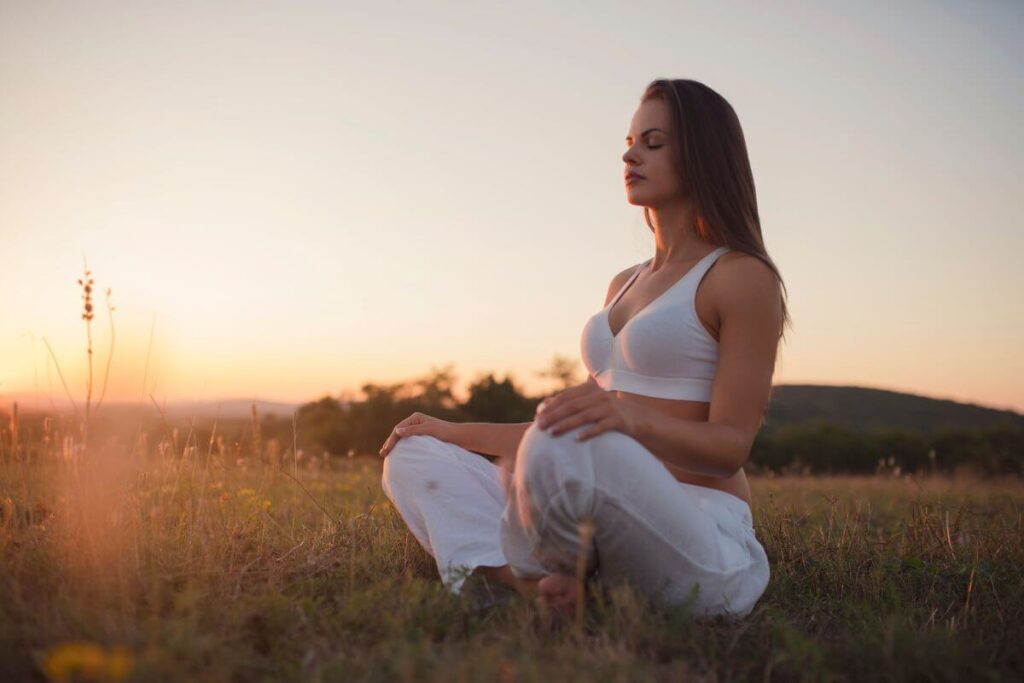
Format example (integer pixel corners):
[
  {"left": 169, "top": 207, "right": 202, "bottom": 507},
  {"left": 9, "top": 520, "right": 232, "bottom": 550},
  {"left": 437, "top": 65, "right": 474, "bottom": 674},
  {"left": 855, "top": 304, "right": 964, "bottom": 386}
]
[{"left": 534, "top": 381, "right": 647, "bottom": 441}]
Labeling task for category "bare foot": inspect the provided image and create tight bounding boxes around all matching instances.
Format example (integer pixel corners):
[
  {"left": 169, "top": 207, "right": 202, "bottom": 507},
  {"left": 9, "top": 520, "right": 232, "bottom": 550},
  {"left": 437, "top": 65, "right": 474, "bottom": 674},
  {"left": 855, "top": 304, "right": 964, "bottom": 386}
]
[
  {"left": 473, "top": 565, "right": 541, "bottom": 600},
  {"left": 536, "top": 572, "right": 581, "bottom": 620},
  {"left": 472, "top": 566, "right": 585, "bottom": 619}
]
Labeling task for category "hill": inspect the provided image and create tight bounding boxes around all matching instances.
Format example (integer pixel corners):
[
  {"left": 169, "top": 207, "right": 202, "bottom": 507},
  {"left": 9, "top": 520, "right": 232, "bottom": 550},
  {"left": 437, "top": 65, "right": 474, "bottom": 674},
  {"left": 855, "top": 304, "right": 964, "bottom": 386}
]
[{"left": 764, "top": 384, "right": 1024, "bottom": 435}]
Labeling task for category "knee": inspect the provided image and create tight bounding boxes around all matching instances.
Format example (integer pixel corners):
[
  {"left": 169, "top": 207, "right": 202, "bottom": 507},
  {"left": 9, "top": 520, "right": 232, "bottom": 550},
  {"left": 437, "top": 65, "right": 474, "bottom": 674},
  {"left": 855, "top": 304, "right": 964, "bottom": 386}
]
[
  {"left": 514, "top": 422, "right": 590, "bottom": 495},
  {"left": 381, "top": 434, "right": 447, "bottom": 494},
  {"left": 515, "top": 422, "right": 635, "bottom": 495},
  {"left": 507, "top": 423, "right": 603, "bottom": 568}
]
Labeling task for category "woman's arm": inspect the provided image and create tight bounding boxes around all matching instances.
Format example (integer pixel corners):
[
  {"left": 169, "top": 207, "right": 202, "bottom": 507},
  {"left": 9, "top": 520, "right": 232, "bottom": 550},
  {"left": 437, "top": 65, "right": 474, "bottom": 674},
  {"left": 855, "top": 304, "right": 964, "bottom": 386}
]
[
  {"left": 631, "top": 417, "right": 748, "bottom": 478},
  {"left": 634, "top": 256, "right": 783, "bottom": 478},
  {"left": 451, "top": 421, "right": 534, "bottom": 460}
]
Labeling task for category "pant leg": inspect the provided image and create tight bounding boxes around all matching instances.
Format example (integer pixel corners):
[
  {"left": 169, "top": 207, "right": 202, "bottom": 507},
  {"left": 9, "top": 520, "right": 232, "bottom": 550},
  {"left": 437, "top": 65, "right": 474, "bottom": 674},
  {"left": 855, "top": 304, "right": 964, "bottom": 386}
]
[
  {"left": 381, "top": 433, "right": 546, "bottom": 594},
  {"left": 500, "top": 421, "right": 771, "bottom": 617}
]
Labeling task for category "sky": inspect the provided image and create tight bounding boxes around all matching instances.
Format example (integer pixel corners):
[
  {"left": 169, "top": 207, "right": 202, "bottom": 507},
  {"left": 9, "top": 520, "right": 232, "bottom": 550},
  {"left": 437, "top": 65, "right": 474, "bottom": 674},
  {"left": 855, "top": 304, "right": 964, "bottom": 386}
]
[{"left": 1, "top": 0, "right": 1022, "bottom": 413}]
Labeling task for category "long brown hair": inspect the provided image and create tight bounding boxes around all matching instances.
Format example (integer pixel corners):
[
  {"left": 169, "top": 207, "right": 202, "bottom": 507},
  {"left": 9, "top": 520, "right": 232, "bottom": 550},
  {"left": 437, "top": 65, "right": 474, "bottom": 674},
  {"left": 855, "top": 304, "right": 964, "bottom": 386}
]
[{"left": 640, "top": 78, "right": 792, "bottom": 344}]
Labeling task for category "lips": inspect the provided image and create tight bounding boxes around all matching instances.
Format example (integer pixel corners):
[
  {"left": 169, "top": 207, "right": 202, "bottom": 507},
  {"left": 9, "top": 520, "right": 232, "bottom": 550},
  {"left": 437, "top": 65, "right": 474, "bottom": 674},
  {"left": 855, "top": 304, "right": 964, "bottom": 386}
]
[{"left": 625, "top": 172, "right": 645, "bottom": 183}]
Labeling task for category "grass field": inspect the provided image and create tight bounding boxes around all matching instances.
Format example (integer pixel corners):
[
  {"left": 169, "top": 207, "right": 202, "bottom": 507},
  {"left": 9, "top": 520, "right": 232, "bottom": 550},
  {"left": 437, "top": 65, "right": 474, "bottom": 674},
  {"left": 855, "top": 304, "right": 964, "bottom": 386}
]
[{"left": 1, "top": 441, "right": 1022, "bottom": 682}]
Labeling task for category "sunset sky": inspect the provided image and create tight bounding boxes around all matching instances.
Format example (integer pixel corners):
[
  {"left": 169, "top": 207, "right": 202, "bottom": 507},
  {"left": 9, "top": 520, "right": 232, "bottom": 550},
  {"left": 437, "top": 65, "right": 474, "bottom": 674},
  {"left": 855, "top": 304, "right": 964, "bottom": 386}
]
[{"left": 2, "top": 0, "right": 1022, "bottom": 413}]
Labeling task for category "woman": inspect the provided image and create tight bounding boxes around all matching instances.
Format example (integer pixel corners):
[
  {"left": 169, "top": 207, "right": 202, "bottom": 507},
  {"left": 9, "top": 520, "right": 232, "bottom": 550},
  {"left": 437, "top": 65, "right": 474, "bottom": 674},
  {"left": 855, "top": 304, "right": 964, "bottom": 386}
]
[{"left": 379, "top": 78, "right": 790, "bottom": 619}]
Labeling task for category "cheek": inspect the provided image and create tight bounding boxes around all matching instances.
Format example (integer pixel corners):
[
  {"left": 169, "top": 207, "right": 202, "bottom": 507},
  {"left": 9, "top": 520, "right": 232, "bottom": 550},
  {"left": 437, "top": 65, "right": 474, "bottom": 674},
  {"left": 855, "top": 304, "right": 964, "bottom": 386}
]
[
  {"left": 641, "top": 156, "right": 681, "bottom": 196},
  {"left": 651, "top": 154, "right": 682, "bottom": 185}
]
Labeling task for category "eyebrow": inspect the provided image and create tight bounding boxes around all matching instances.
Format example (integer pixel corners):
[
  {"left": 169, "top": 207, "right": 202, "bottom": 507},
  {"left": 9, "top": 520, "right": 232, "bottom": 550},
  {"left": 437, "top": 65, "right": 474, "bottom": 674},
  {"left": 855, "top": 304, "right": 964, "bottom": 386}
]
[{"left": 625, "top": 127, "right": 666, "bottom": 143}]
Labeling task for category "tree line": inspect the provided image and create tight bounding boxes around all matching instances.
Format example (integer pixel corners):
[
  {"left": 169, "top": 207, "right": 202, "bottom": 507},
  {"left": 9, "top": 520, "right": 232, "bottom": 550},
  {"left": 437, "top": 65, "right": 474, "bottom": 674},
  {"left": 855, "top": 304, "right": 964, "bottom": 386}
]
[
  {"left": 255, "top": 363, "right": 1022, "bottom": 477},
  {"left": 3, "top": 357, "right": 1021, "bottom": 476}
]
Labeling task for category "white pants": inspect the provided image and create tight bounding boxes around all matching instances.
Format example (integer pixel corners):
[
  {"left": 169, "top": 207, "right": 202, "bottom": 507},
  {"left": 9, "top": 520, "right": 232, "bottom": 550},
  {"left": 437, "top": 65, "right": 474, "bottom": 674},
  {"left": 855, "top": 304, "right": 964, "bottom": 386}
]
[{"left": 381, "top": 421, "right": 770, "bottom": 618}]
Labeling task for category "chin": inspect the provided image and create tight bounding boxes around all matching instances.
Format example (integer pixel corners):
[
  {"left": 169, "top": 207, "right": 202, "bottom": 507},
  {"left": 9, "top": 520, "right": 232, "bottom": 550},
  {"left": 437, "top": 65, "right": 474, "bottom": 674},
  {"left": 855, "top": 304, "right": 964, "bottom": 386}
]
[{"left": 624, "top": 189, "right": 650, "bottom": 207}]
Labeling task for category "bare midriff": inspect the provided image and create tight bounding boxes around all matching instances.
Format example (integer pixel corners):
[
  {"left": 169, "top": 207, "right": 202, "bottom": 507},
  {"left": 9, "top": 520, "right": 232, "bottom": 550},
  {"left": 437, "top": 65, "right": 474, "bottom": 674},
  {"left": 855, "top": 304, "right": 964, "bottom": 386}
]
[
  {"left": 610, "top": 390, "right": 752, "bottom": 508},
  {"left": 600, "top": 251, "right": 754, "bottom": 508}
]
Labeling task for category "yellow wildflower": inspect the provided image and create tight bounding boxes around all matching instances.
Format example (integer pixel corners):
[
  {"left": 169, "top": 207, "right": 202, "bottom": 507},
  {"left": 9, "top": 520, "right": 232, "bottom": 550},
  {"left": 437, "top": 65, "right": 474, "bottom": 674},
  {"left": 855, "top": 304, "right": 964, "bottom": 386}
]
[{"left": 42, "top": 641, "right": 133, "bottom": 682}]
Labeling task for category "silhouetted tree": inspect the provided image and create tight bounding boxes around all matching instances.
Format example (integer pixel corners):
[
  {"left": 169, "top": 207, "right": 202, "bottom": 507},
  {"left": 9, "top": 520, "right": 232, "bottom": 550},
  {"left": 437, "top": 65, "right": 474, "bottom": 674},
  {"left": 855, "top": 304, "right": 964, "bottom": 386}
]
[
  {"left": 294, "top": 396, "right": 349, "bottom": 456},
  {"left": 272, "top": 363, "right": 1024, "bottom": 471},
  {"left": 460, "top": 373, "right": 537, "bottom": 423}
]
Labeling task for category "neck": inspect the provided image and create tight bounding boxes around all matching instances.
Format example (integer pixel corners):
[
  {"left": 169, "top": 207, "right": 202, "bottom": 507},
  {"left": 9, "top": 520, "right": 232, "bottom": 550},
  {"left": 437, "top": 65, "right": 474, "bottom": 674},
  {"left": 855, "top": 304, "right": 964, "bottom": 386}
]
[{"left": 647, "top": 201, "right": 712, "bottom": 266}]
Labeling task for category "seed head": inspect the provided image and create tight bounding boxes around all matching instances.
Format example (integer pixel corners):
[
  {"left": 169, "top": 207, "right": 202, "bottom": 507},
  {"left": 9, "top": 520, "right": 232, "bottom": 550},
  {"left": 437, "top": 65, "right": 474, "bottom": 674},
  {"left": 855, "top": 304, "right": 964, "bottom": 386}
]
[{"left": 78, "top": 266, "right": 95, "bottom": 321}]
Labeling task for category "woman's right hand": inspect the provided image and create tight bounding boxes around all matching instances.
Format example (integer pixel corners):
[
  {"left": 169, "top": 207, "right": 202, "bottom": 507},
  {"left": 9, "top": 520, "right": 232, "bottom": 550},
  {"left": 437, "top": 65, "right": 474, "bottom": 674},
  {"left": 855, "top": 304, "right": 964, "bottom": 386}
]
[{"left": 378, "top": 412, "right": 458, "bottom": 458}]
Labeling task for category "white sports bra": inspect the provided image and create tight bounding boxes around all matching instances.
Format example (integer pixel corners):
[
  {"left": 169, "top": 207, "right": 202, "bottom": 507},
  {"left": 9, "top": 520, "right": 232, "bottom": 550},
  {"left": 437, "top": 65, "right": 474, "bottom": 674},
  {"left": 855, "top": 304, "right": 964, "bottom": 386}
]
[{"left": 579, "top": 246, "right": 732, "bottom": 402}]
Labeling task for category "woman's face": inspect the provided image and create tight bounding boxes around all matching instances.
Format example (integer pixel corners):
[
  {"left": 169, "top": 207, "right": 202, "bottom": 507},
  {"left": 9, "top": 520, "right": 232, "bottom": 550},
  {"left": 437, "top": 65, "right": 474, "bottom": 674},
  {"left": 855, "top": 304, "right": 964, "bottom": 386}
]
[{"left": 622, "top": 97, "right": 683, "bottom": 208}]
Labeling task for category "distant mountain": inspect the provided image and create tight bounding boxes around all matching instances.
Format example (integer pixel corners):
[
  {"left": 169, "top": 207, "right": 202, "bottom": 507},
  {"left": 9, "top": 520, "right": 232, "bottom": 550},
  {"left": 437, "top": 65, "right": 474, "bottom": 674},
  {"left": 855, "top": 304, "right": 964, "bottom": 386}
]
[
  {"left": 3, "top": 385, "right": 1021, "bottom": 436},
  {"left": 0, "top": 396, "right": 300, "bottom": 421},
  {"left": 764, "top": 384, "right": 1024, "bottom": 435},
  {"left": 157, "top": 399, "right": 301, "bottom": 420}
]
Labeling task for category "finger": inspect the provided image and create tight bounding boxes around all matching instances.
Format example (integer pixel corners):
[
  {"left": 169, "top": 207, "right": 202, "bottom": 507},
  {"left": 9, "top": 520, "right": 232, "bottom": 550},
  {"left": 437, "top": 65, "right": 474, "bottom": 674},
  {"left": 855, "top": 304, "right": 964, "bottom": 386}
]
[
  {"left": 549, "top": 408, "right": 605, "bottom": 437},
  {"left": 538, "top": 392, "right": 595, "bottom": 428},
  {"left": 391, "top": 415, "right": 418, "bottom": 434},
  {"left": 396, "top": 414, "right": 429, "bottom": 436},
  {"left": 536, "top": 385, "right": 580, "bottom": 416},
  {"left": 542, "top": 404, "right": 580, "bottom": 433},
  {"left": 536, "top": 393, "right": 577, "bottom": 423},
  {"left": 379, "top": 429, "right": 399, "bottom": 456},
  {"left": 535, "top": 398, "right": 552, "bottom": 417},
  {"left": 382, "top": 422, "right": 419, "bottom": 455},
  {"left": 575, "top": 417, "right": 614, "bottom": 441}
]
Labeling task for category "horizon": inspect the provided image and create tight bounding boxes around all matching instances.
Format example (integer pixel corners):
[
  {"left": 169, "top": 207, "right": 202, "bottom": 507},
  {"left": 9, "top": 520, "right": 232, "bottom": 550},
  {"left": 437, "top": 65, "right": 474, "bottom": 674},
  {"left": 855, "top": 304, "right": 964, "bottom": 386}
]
[{"left": 2, "top": 380, "right": 1020, "bottom": 419}]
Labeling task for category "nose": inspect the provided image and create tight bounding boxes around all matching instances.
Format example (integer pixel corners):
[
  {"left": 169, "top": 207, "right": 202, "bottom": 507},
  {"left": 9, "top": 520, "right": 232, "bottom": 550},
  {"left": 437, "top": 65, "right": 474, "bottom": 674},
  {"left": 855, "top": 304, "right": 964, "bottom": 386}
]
[{"left": 621, "top": 143, "right": 639, "bottom": 166}]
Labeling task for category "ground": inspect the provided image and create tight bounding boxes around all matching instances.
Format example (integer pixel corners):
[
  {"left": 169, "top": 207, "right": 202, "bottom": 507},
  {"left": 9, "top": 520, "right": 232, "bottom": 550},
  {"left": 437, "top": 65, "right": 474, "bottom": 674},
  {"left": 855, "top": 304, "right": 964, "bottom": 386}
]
[{"left": 1, "top": 450, "right": 1021, "bottom": 682}]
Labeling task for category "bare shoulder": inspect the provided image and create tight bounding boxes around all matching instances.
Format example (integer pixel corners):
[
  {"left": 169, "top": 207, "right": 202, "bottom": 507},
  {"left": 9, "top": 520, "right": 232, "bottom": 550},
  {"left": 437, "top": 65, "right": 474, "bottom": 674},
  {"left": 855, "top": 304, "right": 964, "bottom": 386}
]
[
  {"left": 603, "top": 262, "right": 645, "bottom": 307},
  {"left": 713, "top": 251, "right": 783, "bottom": 330},
  {"left": 716, "top": 250, "right": 780, "bottom": 286}
]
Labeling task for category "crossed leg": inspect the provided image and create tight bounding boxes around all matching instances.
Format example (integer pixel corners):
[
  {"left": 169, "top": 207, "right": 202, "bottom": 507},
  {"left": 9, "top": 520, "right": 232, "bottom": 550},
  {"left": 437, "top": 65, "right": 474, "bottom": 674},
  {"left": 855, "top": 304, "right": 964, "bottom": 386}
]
[
  {"left": 381, "top": 433, "right": 584, "bottom": 615},
  {"left": 383, "top": 423, "right": 768, "bottom": 618}
]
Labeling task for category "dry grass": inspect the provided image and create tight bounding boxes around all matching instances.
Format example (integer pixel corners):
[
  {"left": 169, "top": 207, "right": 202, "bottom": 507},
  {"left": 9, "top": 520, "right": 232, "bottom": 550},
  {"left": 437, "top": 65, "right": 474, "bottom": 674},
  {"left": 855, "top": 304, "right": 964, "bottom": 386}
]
[{"left": 1, "top": 428, "right": 1021, "bottom": 682}]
